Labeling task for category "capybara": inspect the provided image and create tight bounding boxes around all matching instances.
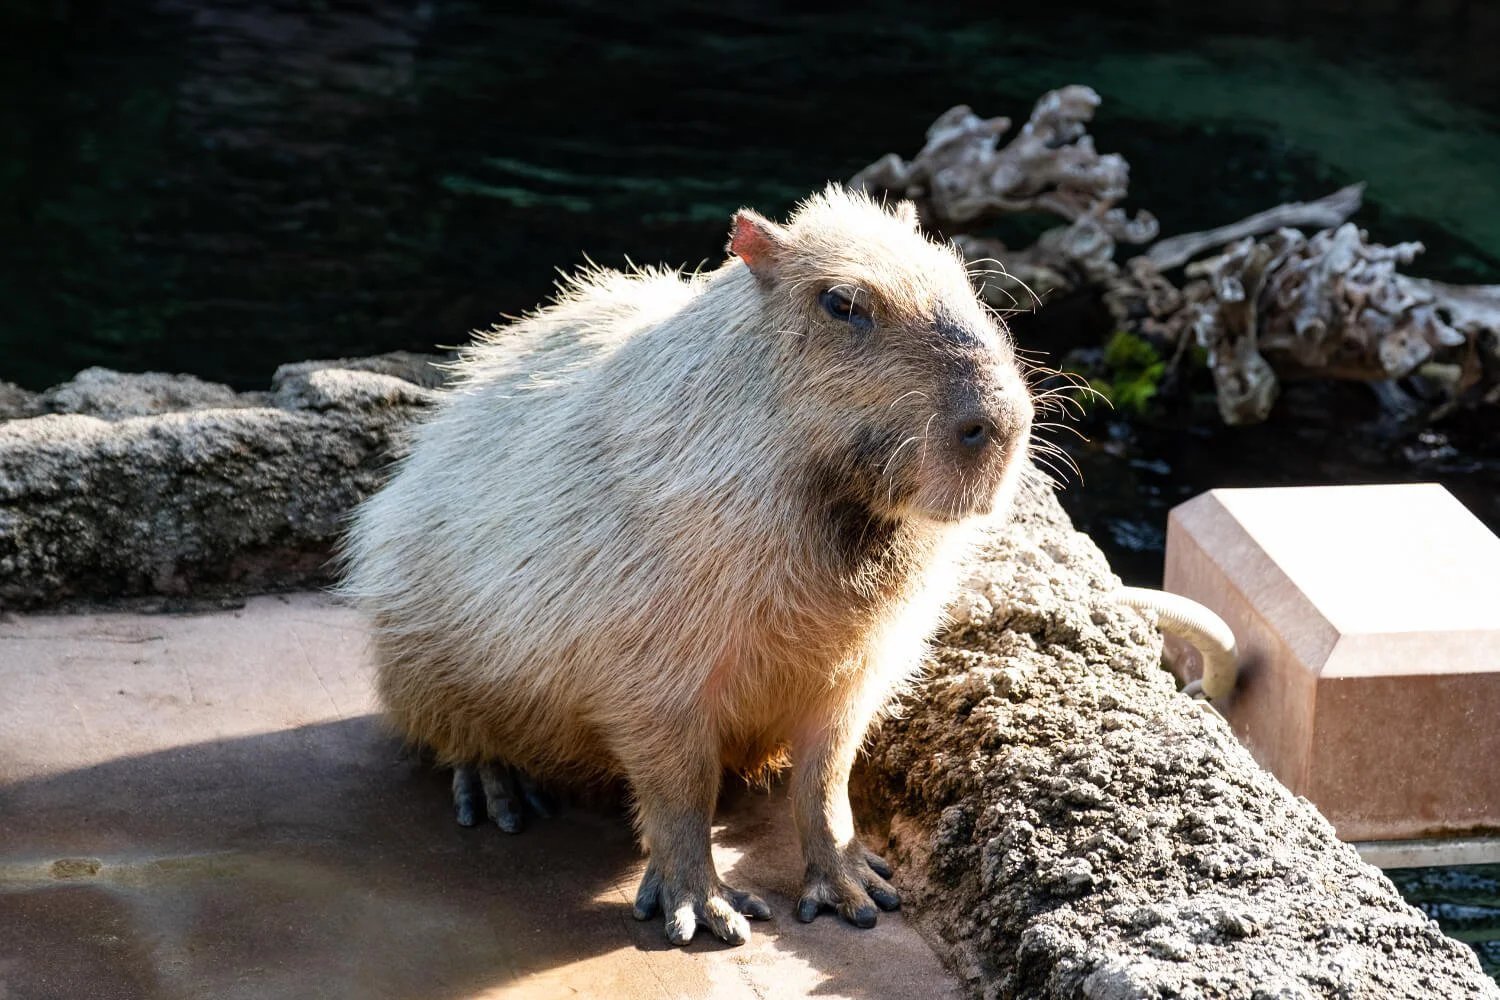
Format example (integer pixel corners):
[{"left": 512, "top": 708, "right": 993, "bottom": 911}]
[{"left": 339, "top": 184, "right": 1034, "bottom": 946}]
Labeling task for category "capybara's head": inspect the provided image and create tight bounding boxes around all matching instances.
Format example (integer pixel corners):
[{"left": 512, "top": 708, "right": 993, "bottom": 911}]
[{"left": 728, "top": 185, "right": 1033, "bottom": 524}]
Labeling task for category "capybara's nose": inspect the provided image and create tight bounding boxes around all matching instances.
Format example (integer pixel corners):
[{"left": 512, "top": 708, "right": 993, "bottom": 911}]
[{"left": 955, "top": 414, "right": 995, "bottom": 453}]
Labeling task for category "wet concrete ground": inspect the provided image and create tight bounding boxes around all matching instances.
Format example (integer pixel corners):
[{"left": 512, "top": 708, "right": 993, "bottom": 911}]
[{"left": 0, "top": 593, "right": 958, "bottom": 1000}]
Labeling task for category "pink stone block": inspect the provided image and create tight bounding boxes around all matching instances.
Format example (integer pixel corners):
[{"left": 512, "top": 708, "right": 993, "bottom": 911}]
[{"left": 1164, "top": 483, "right": 1500, "bottom": 842}]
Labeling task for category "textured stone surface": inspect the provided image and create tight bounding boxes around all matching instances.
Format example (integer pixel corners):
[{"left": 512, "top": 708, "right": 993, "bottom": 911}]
[
  {"left": 27, "top": 366, "right": 258, "bottom": 420},
  {"left": 854, "top": 479, "right": 1500, "bottom": 999},
  {"left": 270, "top": 350, "right": 453, "bottom": 391},
  {"left": 0, "top": 381, "right": 37, "bottom": 420},
  {"left": 0, "top": 357, "right": 439, "bottom": 609}
]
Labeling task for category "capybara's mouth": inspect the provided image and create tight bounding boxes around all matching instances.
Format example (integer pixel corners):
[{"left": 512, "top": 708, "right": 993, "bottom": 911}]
[
  {"left": 903, "top": 476, "right": 1005, "bottom": 523},
  {"left": 901, "top": 435, "right": 1028, "bottom": 523}
]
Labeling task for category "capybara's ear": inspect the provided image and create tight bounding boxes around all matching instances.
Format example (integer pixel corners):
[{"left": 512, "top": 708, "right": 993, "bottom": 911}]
[
  {"left": 892, "top": 200, "right": 920, "bottom": 229},
  {"left": 729, "top": 209, "right": 788, "bottom": 281}
]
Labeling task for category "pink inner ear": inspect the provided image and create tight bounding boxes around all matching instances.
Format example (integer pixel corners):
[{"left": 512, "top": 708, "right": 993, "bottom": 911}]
[{"left": 730, "top": 212, "right": 779, "bottom": 272}]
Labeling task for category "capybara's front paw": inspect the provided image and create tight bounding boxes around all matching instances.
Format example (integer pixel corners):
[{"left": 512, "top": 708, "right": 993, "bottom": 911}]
[
  {"left": 631, "top": 861, "right": 772, "bottom": 946},
  {"left": 796, "top": 844, "right": 900, "bottom": 928}
]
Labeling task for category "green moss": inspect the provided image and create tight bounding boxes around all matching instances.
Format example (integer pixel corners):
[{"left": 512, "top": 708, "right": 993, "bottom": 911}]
[{"left": 1073, "top": 331, "right": 1168, "bottom": 416}]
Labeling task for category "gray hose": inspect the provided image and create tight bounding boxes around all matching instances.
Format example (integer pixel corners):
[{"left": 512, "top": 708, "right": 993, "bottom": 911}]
[{"left": 1115, "top": 587, "right": 1239, "bottom": 700}]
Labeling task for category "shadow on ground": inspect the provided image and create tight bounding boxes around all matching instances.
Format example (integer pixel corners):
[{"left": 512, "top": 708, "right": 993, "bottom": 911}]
[{"left": 0, "top": 715, "right": 950, "bottom": 1000}]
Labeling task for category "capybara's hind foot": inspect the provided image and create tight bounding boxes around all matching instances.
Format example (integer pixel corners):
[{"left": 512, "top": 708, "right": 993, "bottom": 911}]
[
  {"left": 796, "top": 845, "right": 900, "bottom": 928},
  {"left": 631, "top": 861, "right": 772, "bottom": 946},
  {"left": 451, "top": 762, "right": 555, "bottom": 833}
]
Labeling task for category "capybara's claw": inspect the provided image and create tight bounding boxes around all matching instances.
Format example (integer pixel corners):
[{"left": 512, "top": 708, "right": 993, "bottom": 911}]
[
  {"left": 863, "top": 848, "right": 894, "bottom": 880},
  {"left": 727, "top": 886, "right": 773, "bottom": 921},
  {"left": 451, "top": 762, "right": 550, "bottom": 834},
  {"left": 797, "top": 845, "right": 900, "bottom": 928},
  {"left": 451, "top": 764, "right": 483, "bottom": 828},
  {"left": 631, "top": 862, "right": 770, "bottom": 946}
]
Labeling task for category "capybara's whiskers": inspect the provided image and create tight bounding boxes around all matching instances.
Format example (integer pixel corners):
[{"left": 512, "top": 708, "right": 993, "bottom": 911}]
[
  {"left": 1034, "top": 418, "right": 1088, "bottom": 441},
  {"left": 888, "top": 390, "right": 928, "bottom": 410},
  {"left": 1028, "top": 437, "right": 1081, "bottom": 486},
  {"left": 883, "top": 436, "right": 921, "bottom": 477},
  {"left": 1010, "top": 273, "right": 1044, "bottom": 311},
  {"left": 916, "top": 411, "right": 938, "bottom": 480},
  {"left": 979, "top": 282, "right": 1023, "bottom": 310},
  {"left": 1035, "top": 444, "right": 1079, "bottom": 481},
  {"left": 883, "top": 435, "right": 922, "bottom": 508}
]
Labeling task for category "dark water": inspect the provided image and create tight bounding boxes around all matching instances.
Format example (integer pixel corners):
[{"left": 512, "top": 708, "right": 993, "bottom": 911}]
[
  {"left": 6, "top": 0, "right": 1500, "bottom": 393},
  {"left": 1388, "top": 864, "right": 1500, "bottom": 979},
  {"left": 2, "top": 0, "right": 1498, "bottom": 978}
]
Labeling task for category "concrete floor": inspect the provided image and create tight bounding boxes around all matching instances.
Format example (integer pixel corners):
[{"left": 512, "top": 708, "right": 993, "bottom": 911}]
[{"left": 0, "top": 593, "right": 960, "bottom": 1000}]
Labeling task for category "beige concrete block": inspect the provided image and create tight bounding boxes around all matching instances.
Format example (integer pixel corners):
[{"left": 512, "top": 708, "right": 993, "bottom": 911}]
[{"left": 1164, "top": 483, "right": 1500, "bottom": 842}]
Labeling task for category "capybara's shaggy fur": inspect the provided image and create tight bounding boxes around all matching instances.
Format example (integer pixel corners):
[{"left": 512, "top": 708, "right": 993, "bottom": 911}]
[{"left": 339, "top": 185, "right": 1034, "bottom": 946}]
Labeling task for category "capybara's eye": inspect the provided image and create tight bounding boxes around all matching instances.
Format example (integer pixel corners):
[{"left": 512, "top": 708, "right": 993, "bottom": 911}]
[{"left": 819, "top": 288, "right": 873, "bottom": 330}]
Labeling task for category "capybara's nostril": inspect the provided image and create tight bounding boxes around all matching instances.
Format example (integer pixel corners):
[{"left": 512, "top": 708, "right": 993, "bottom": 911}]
[{"left": 956, "top": 418, "right": 994, "bottom": 452}]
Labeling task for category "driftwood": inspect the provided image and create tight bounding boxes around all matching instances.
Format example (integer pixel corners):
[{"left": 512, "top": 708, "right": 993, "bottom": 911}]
[
  {"left": 1387, "top": 279, "right": 1500, "bottom": 412},
  {"left": 1143, "top": 183, "right": 1366, "bottom": 271},
  {"left": 953, "top": 215, "right": 1122, "bottom": 304},
  {"left": 851, "top": 87, "right": 1157, "bottom": 302},
  {"left": 1109, "top": 224, "right": 1498, "bottom": 424},
  {"left": 855, "top": 87, "right": 1499, "bottom": 423}
]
